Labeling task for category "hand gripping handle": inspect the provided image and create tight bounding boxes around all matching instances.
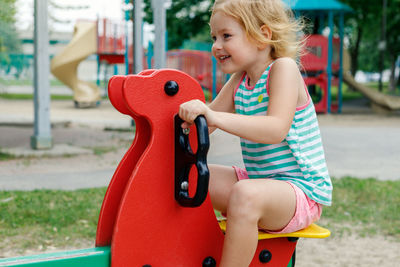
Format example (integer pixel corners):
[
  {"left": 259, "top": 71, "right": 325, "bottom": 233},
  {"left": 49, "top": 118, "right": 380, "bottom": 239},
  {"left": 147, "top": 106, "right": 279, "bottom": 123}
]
[{"left": 174, "top": 115, "right": 210, "bottom": 207}]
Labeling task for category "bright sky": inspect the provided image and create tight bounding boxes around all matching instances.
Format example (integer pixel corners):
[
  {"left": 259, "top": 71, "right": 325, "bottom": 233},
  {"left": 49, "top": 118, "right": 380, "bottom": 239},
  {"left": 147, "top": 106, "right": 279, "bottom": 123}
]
[{"left": 15, "top": 0, "right": 124, "bottom": 32}]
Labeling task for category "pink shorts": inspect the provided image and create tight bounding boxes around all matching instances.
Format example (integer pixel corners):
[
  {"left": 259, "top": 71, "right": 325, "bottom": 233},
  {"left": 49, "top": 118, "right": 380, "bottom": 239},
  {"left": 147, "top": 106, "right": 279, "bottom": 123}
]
[{"left": 233, "top": 166, "right": 322, "bottom": 234}]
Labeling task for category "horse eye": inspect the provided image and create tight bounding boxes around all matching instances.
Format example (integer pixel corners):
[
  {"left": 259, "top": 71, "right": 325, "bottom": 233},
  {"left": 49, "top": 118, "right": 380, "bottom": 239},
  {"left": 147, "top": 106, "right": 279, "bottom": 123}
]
[{"left": 164, "top": 81, "right": 179, "bottom": 96}]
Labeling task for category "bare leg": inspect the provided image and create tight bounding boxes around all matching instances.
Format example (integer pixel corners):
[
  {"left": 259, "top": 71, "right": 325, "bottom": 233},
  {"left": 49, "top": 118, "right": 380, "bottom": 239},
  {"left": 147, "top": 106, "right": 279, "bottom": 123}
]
[
  {"left": 219, "top": 179, "right": 297, "bottom": 267},
  {"left": 208, "top": 164, "right": 238, "bottom": 213}
]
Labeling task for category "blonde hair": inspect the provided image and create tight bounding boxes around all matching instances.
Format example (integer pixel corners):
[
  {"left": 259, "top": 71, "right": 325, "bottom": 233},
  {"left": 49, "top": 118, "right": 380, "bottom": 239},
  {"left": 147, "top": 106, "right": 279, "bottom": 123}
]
[{"left": 211, "top": 0, "right": 305, "bottom": 61}]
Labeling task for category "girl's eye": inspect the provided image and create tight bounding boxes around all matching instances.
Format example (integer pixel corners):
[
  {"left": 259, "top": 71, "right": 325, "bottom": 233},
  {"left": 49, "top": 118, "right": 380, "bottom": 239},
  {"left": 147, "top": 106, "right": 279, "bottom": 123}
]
[{"left": 223, "top": 34, "right": 231, "bottom": 39}]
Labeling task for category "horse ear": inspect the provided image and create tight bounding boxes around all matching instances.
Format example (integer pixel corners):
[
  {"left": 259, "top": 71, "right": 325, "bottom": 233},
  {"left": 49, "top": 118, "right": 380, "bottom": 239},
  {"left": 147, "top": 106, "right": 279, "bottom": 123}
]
[
  {"left": 108, "top": 75, "right": 130, "bottom": 115},
  {"left": 138, "top": 69, "right": 157, "bottom": 76}
]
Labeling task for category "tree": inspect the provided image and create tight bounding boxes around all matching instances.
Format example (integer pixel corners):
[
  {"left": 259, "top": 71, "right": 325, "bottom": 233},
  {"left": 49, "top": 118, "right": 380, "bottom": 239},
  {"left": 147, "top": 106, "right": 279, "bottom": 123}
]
[
  {"left": 341, "top": 0, "right": 381, "bottom": 75},
  {"left": 0, "top": 0, "right": 16, "bottom": 24},
  {"left": 0, "top": 0, "right": 19, "bottom": 53},
  {"left": 142, "top": 0, "right": 212, "bottom": 49},
  {"left": 0, "top": 0, "right": 22, "bottom": 75},
  {"left": 342, "top": 0, "right": 400, "bottom": 92},
  {"left": 385, "top": 0, "right": 400, "bottom": 91}
]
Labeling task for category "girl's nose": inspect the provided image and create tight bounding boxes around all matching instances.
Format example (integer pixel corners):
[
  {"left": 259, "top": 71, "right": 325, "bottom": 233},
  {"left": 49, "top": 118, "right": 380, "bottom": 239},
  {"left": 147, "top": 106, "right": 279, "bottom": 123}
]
[{"left": 212, "top": 40, "right": 222, "bottom": 51}]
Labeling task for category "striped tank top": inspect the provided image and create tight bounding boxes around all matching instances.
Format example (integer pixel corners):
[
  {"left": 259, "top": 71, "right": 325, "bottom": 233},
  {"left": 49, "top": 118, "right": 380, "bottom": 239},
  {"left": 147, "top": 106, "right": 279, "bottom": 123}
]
[{"left": 234, "top": 63, "right": 332, "bottom": 206}]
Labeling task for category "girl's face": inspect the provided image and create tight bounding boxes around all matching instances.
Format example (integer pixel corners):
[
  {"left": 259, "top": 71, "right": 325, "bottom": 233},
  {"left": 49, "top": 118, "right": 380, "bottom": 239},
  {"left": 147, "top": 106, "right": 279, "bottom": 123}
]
[{"left": 210, "top": 11, "right": 265, "bottom": 75}]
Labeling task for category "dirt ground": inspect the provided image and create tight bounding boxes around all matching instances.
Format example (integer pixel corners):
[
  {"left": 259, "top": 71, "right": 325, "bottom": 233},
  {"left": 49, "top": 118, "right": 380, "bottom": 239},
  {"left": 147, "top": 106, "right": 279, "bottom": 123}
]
[
  {"left": 1, "top": 232, "right": 399, "bottom": 266},
  {"left": 296, "top": 234, "right": 400, "bottom": 266}
]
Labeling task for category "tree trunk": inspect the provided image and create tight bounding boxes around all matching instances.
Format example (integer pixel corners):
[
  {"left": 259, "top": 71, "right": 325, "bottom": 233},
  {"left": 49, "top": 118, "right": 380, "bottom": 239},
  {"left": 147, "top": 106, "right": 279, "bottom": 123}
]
[
  {"left": 378, "top": 0, "right": 387, "bottom": 92},
  {"left": 398, "top": 62, "right": 400, "bottom": 90},
  {"left": 388, "top": 54, "right": 396, "bottom": 92},
  {"left": 350, "top": 26, "right": 362, "bottom": 77}
]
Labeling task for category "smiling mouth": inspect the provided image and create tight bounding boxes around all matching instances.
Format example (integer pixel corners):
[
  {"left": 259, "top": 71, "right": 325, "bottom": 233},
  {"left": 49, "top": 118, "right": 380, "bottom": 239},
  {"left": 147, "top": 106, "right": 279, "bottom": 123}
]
[{"left": 219, "top": 55, "right": 231, "bottom": 62}]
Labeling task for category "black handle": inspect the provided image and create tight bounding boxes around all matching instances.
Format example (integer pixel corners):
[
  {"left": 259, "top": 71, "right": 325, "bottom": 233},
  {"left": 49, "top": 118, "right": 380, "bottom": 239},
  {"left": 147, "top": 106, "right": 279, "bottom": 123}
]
[{"left": 174, "top": 114, "right": 210, "bottom": 207}]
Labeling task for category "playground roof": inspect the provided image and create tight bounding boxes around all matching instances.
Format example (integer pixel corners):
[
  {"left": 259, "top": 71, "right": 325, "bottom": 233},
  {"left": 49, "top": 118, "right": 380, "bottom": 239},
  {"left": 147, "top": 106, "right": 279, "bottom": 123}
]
[{"left": 283, "top": 0, "right": 352, "bottom": 12}]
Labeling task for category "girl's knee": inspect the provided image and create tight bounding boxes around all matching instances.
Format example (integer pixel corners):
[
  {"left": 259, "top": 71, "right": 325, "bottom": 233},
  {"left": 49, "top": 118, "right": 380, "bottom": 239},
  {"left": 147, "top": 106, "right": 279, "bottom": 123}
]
[
  {"left": 227, "top": 181, "right": 260, "bottom": 221},
  {"left": 208, "top": 164, "right": 238, "bottom": 213}
]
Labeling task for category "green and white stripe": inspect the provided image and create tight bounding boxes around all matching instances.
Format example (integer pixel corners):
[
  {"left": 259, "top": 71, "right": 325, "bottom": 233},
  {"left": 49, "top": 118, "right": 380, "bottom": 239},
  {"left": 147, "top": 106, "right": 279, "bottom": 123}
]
[{"left": 234, "top": 65, "right": 332, "bottom": 206}]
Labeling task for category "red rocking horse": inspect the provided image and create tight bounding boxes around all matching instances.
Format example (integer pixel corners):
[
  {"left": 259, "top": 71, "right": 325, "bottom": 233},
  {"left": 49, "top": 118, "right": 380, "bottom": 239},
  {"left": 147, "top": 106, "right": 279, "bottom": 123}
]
[
  {"left": 95, "top": 68, "right": 330, "bottom": 267},
  {"left": 0, "top": 69, "right": 329, "bottom": 267}
]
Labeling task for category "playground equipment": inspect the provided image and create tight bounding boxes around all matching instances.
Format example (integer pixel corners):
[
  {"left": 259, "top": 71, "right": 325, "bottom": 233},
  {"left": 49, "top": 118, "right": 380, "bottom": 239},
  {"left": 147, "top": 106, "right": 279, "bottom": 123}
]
[
  {"left": 0, "top": 69, "right": 330, "bottom": 267},
  {"left": 300, "top": 34, "right": 342, "bottom": 113},
  {"left": 302, "top": 33, "right": 400, "bottom": 113},
  {"left": 50, "top": 18, "right": 133, "bottom": 108},
  {"left": 298, "top": 33, "right": 400, "bottom": 113},
  {"left": 50, "top": 18, "right": 224, "bottom": 107},
  {"left": 343, "top": 72, "right": 400, "bottom": 112},
  {"left": 50, "top": 21, "right": 102, "bottom": 108},
  {"left": 284, "top": 0, "right": 351, "bottom": 113}
]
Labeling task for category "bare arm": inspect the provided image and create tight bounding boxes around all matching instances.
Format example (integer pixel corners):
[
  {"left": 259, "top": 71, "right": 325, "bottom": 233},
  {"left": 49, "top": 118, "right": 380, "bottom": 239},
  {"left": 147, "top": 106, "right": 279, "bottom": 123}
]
[
  {"left": 180, "top": 72, "right": 243, "bottom": 133},
  {"left": 179, "top": 58, "right": 300, "bottom": 144}
]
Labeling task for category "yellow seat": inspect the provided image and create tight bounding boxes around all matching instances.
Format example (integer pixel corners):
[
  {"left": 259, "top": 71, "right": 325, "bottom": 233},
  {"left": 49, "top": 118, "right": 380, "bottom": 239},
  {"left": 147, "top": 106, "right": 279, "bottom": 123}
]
[{"left": 218, "top": 220, "right": 330, "bottom": 240}]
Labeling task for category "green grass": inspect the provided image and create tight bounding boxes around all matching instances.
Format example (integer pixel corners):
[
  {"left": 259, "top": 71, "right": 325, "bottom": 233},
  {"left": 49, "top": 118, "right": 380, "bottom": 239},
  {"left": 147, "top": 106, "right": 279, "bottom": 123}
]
[
  {"left": 0, "top": 78, "right": 109, "bottom": 89},
  {"left": 321, "top": 177, "right": 400, "bottom": 238},
  {"left": 0, "top": 188, "right": 107, "bottom": 253},
  {"left": 0, "top": 177, "right": 398, "bottom": 254},
  {"left": 0, "top": 78, "right": 65, "bottom": 87},
  {"left": 329, "top": 84, "right": 363, "bottom": 102},
  {"left": 0, "top": 93, "right": 111, "bottom": 101},
  {"left": 364, "top": 81, "right": 400, "bottom": 96},
  {"left": 92, "top": 146, "right": 117, "bottom": 156},
  {"left": 0, "top": 93, "right": 73, "bottom": 100},
  {"left": 0, "top": 150, "right": 15, "bottom": 161}
]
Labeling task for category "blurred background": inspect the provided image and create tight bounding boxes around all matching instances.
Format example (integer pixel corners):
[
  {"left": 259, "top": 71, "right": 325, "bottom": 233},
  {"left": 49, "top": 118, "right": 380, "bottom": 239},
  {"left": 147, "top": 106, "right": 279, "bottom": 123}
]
[{"left": 0, "top": 0, "right": 399, "bottom": 109}]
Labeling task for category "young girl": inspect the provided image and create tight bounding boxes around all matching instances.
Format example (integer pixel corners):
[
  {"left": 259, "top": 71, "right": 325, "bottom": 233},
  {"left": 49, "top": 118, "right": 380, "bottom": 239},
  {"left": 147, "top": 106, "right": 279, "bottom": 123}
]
[{"left": 179, "top": 0, "right": 332, "bottom": 266}]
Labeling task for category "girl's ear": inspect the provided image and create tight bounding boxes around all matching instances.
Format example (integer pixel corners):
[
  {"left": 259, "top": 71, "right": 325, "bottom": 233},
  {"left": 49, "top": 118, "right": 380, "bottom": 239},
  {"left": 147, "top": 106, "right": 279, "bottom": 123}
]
[
  {"left": 260, "top": 25, "right": 272, "bottom": 40},
  {"left": 257, "top": 25, "right": 272, "bottom": 50}
]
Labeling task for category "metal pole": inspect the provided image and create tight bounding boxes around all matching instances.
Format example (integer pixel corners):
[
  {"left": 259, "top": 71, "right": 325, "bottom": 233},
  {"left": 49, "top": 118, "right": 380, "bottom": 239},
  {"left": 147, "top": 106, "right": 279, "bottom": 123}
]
[
  {"left": 151, "top": 0, "right": 166, "bottom": 68},
  {"left": 212, "top": 57, "right": 217, "bottom": 101},
  {"left": 31, "top": 0, "right": 52, "bottom": 149},
  {"left": 338, "top": 12, "right": 344, "bottom": 113},
  {"left": 326, "top": 11, "right": 334, "bottom": 113},
  {"left": 134, "top": 0, "right": 143, "bottom": 73},
  {"left": 124, "top": 0, "right": 130, "bottom": 74}
]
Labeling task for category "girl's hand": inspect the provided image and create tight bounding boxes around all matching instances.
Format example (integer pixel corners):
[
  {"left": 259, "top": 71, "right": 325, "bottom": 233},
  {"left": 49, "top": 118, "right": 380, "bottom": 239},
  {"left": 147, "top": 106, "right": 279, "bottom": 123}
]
[{"left": 179, "top": 99, "right": 216, "bottom": 129}]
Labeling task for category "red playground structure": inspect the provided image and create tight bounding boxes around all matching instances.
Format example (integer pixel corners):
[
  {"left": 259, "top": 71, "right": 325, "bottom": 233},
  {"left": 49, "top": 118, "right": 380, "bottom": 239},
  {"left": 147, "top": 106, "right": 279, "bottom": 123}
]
[
  {"left": 300, "top": 34, "right": 341, "bottom": 113},
  {"left": 96, "top": 18, "right": 147, "bottom": 73}
]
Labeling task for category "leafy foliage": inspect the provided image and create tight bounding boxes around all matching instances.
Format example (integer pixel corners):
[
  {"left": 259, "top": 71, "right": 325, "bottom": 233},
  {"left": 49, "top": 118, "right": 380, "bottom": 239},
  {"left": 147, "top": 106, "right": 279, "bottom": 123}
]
[
  {"left": 0, "top": 0, "right": 17, "bottom": 24},
  {"left": 0, "top": 0, "right": 21, "bottom": 73},
  {"left": 142, "top": 0, "right": 213, "bottom": 49},
  {"left": 138, "top": 0, "right": 399, "bottom": 76},
  {"left": 0, "top": 0, "right": 19, "bottom": 53},
  {"left": 385, "top": 0, "right": 400, "bottom": 57},
  {"left": 341, "top": 0, "right": 400, "bottom": 73}
]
